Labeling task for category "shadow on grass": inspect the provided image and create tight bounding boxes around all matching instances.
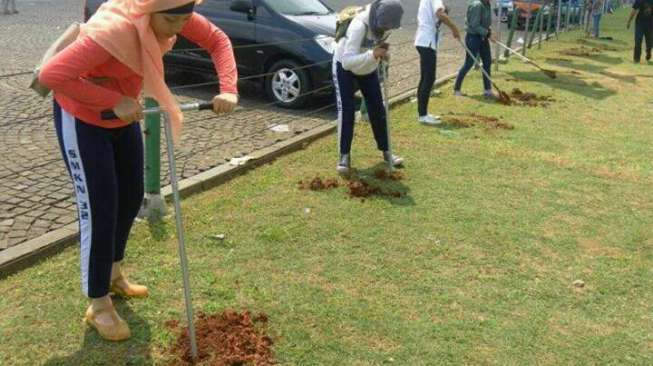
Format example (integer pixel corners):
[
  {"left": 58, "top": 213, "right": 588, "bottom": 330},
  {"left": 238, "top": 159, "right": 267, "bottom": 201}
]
[
  {"left": 43, "top": 301, "right": 153, "bottom": 365},
  {"left": 545, "top": 58, "right": 637, "bottom": 84},
  {"left": 507, "top": 70, "right": 616, "bottom": 100},
  {"left": 347, "top": 162, "right": 415, "bottom": 206}
]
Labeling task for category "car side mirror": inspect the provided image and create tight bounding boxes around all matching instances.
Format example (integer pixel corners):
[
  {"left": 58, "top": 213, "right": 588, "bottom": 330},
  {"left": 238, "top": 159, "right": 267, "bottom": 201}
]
[{"left": 230, "top": 0, "right": 254, "bottom": 14}]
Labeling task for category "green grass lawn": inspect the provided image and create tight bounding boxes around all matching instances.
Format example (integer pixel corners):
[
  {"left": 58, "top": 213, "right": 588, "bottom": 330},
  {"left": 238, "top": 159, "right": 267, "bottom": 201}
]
[{"left": 2, "top": 9, "right": 653, "bottom": 366}]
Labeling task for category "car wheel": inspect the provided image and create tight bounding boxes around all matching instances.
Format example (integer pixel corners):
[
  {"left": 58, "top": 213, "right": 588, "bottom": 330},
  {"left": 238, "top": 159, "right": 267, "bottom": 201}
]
[{"left": 265, "top": 59, "right": 311, "bottom": 109}]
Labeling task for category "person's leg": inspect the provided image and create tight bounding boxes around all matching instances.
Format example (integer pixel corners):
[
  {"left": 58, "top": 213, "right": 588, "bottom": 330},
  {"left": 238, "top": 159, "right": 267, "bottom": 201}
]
[
  {"left": 479, "top": 38, "right": 493, "bottom": 92},
  {"left": 644, "top": 23, "right": 652, "bottom": 61},
  {"left": 454, "top": 34, "right": 481, "bottom": 92},
  {"left": 359, "top": 69, "right": 403, "bottom": 167},
  {"left": 53, "top": 102, "right": 130, "bottom": 341},
  {"left": 593, "top": 14, "right": 601, "bottom": 37},
  {"left": 357, "top": 71, "right": 389, "bottom": 153},
  {"left": 416, "top": 46, "right": 437, "bottom": 117},
  {"left": 634, "top": 22, "right": 644, "bottom": 62},
  {"left": 2, "top": 0, "right": 9, "bottom": 14},
  {"left": 333, "top": 61, "right": 356, "bottom": 155},
  {"left": 10, "top": 0, "right": 16, "bottom": 13},
  {"left": 110, "top": 123, "right": 147, "bottom": 297}
]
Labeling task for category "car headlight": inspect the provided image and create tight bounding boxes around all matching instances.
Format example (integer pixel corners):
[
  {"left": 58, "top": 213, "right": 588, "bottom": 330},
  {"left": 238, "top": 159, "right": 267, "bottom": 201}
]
[{"left": 315, "top": 35, "right": 335, "bottom": 54}]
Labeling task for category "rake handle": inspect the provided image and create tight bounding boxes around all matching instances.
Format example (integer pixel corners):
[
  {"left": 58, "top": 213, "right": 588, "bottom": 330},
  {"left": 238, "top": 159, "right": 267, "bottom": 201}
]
[
  {"left": 458, "top": 39, "right": 504, "bottom": 94},
  {"left": 495, "top": 40, "right": 548, "bottom": 71}
]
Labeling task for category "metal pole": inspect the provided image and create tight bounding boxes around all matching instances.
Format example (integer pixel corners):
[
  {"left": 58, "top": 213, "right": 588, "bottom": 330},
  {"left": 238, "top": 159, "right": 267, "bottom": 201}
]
[
  {"left": 163, "top": 112, "right": 198, "bottom": 362},
  {"left": 545, "top": 2, "right": 553, "bottom": 40},
  {"left": 523, "top": 0, "right": 534, "bottom": 55},
  {"left": 537, "top": 3, "right": 545, "bottom": 49},
  {"left": 381, "top": 61, "right": 394, "bottom": 172},
  {"left": 564, "top": 1, "right": 571, "bottom": 29},
  {"left": 505, "top": 10, "right": 520, "bottom": 58},
  {"left": 528, "top": 9, "right": 542, "bottom": 48},
  {"left": 495, "top": 2, "right": 502, "bottom": 71},
  {"left": 138, "top": 98, "right": 167, "bottom": 221},
  {"left": 556, "top": 0, "right": 562, "bottom": 38}
]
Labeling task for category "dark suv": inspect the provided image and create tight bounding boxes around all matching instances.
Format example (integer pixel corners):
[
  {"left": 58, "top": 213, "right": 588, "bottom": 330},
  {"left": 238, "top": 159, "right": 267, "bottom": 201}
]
[{"left": 84, "top": 0, "right": 337, "bottom": 108}]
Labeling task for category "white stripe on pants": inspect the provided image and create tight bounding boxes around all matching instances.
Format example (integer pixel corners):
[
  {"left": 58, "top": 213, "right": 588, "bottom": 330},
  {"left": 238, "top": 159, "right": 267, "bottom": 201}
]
[{"left": 61, "top": 109, "right": 93, "bottom": 297}]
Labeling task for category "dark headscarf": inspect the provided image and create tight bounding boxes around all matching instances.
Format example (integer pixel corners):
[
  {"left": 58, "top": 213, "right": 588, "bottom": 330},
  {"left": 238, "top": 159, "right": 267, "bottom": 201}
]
[{"left": 369, "top": 0, "right": 404, "bottom": 40}]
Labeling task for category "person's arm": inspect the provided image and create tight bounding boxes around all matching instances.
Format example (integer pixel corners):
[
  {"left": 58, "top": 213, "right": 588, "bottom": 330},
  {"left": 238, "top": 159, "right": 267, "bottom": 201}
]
[
  {"left": 436, "top": 8, "right": 460, "bottom": 39},
  {"left": 467, "top": 3, "right": 490, "bottom": 38},
  {"left": 180, "top": 13, "right": 238, "bottom": 113},
  {"left": 39, "top": 37, "right": 124, "bottom": 112},
  {"left": 341, "top": 18, "right": 381, "bottom": 74}
]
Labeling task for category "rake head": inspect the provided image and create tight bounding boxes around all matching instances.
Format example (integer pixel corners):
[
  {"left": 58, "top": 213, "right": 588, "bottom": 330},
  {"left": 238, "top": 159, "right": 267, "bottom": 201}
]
[
  {"left": 543, "top": 69, "right": 558, "bottom": 79},
  {"left": 497, "top": 90, "right": 512, "bottom": 105}
]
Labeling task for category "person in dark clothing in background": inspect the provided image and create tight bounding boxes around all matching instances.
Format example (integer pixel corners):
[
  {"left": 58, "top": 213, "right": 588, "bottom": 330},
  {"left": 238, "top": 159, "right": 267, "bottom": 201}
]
[
  {"left": 628, "top": 0, "right": 653, "bottom": 63},
  {"left": 453, "top": 0, "right": 497, "bottom": 99}
]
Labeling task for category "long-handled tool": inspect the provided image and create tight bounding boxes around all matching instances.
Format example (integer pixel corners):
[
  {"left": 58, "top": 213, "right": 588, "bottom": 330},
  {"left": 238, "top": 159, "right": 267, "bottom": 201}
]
[
  {"left": 380, "top": 59, "right": 395, "bottom": 172},
  {"left": 494, "top": 40, "right": 557, "bottom": 79},
  {"left": 103, "top": 101, "right": 213, "bottom": 362},
  {"left": 458, "top": 39, "right": 512, "bottom": 105}
]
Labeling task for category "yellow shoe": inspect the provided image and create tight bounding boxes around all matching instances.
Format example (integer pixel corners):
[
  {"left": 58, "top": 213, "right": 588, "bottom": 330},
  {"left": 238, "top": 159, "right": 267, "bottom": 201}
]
[
  {"left": 84, "top": 305, "right": 131, "bottom": 341},
  {"left": 110, "top": 275, "right": 149, "bottom": 298}
]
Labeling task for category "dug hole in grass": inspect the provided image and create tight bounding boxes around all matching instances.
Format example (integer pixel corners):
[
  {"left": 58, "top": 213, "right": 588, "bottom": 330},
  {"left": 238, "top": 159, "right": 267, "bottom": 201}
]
[{"left": 1, "top": 8, "right": 653, "bottom": 365}]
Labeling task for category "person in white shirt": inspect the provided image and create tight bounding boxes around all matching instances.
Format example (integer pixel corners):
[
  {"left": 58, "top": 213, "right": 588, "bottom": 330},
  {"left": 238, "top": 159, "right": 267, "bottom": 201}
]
[
  {"left": 414, "top": 1, "right": 460, "bottom": 125},
  {"left": 333, "top": 0, "right": 404, "bottom": 174}
]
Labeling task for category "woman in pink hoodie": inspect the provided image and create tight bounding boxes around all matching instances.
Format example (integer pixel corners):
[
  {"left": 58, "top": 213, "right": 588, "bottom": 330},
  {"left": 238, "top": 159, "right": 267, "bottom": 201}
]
[{"left": 39, "top": 0, "right": 238, "bottom": 341}]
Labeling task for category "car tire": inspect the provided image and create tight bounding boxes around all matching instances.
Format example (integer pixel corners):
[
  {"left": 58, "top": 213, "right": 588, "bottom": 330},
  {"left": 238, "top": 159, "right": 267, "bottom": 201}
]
[{"left": 265, "top": 59, "right": 311, "bottom": 109}]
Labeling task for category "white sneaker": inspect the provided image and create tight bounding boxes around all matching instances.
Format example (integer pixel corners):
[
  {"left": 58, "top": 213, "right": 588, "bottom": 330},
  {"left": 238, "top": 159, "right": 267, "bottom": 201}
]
[{"left": 418, "top": 114, "right": 442, "bottom": 125}]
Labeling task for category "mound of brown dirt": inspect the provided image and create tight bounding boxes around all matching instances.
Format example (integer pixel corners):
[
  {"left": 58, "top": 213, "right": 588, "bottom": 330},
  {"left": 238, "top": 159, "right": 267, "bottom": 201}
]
[
  {"left": 509, "top": 88, "right": 555, "bottom": 107},
  {"left": 168, "top": 311, "right": 275, "bottom": 366},
  {"left": 298, "top": 176, "right": 340, "bottom": 191},
  {"left": 443, "top": 113, "right": 514, "bottom": 130},
  {"left": 346, "top": 179, "right": 403, "bottom": 200},
  {"left": 560, "top": 47, "right": 601, "bottom": 57},
  {"left": 373, "top": 169, "right": 404, "bottom": 181}
]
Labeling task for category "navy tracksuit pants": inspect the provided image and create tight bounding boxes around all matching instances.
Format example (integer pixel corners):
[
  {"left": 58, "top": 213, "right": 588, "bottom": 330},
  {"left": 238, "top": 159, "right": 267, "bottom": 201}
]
[
  {"left": 333, "top": 61, "right": 389, "bottom": 155},
  {"left": 54, "top": 101, "right": 144, "bottom": 298},
  {"left": 454, "top": 34, "right": 492, "bottom": 92}
]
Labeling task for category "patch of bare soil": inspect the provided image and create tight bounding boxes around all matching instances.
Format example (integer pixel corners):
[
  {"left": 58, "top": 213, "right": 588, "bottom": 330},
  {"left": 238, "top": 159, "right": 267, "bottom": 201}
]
[
  {"left": 560, "top": 47, "right": 602, "bottom": 57},
  {"left": 346, "top": 179, "right": 403, "bottom": 200},
  {"left": 373, "top": 169, "right": 404, "bottom": 181},
  {"left": 509, "top": 88, "right": 555, "bottom": 107},
  {"left": 168, "top": 311, "right": 275, "bottom": 366},
  {"left": 443, "top": 113, "right": 514, "bottom": 130},
  {"left": 299, "top": 173, "right": 405, "bottom": 201},
  {"left": 576, "top": 38, "right": 622, "bottom": 51},
  {"left": 298, "top": 176, "right": 340, "bottom": 191}
]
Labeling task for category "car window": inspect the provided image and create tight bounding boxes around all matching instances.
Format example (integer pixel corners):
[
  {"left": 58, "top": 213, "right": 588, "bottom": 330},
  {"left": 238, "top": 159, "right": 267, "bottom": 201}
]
[{"left": 263, "top": 0, "right": 330, "bottom": 16}]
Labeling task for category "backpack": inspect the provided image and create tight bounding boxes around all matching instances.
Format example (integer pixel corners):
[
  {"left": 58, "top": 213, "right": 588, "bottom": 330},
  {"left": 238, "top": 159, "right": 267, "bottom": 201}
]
[{"left": 335, "top": 6, "right": 365, "bottom": 42}]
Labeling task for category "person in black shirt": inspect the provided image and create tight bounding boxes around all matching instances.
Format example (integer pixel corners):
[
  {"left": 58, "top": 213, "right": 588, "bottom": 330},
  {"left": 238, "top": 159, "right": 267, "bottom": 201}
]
[{"left": 628, "top": 0, "right": 653, "bottom": 63}]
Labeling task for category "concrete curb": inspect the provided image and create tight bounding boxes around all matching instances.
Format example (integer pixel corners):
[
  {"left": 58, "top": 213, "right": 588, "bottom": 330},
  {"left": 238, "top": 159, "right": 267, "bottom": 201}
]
[{"left": 0, "top": 33, "right": 552, "bottom": 278}]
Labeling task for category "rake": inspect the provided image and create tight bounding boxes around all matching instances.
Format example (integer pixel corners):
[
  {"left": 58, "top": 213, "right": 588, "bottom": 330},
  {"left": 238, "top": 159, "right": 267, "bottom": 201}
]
[
  {"left": 458, "top": 39, "right": 512, "bottom": 105},
  {"left": 495, "top": 40, "right": 558, "bottom": 79}
]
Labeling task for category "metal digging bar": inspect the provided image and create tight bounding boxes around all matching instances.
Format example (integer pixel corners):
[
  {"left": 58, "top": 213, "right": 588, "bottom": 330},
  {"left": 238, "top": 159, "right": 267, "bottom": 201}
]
[{"left": 101, "top": 101, "right": 215, "bottom": 362}]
